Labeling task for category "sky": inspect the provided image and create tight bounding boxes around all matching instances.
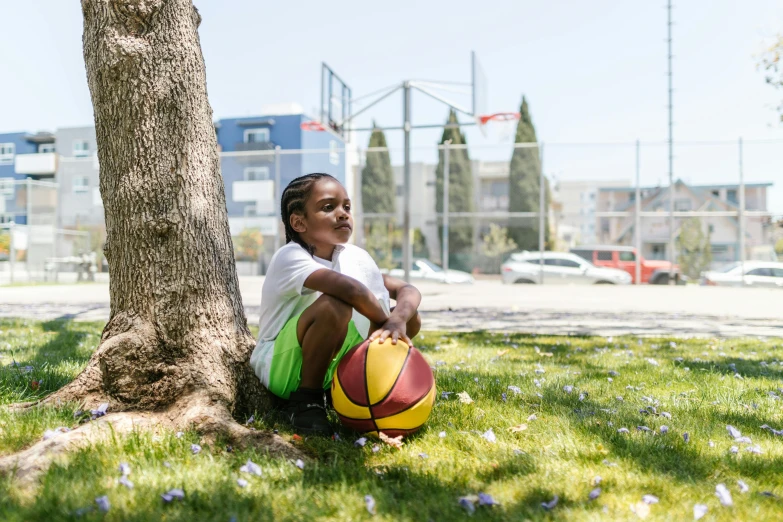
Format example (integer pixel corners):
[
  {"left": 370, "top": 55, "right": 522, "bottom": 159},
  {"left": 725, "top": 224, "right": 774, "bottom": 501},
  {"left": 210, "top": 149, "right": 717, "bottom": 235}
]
[{"left": 1, "top": 0, "right": 782, "bottom": 211}]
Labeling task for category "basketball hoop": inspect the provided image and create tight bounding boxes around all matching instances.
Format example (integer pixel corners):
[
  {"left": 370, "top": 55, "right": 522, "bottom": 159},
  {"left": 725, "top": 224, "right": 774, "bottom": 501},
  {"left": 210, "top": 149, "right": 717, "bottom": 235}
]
[
  {"left": 477, "top": 112, "right": 520, "bottom": 141},
  {"left": 300, "top": 120, "right": 327, "bottom": 132}
]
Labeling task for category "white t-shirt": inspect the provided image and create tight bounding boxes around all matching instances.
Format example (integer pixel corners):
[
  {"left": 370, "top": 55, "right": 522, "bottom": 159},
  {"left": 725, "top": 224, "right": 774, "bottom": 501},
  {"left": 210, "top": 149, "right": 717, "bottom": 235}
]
[{"left": 249, "top": 241, "right": 390, "bottom": 384}]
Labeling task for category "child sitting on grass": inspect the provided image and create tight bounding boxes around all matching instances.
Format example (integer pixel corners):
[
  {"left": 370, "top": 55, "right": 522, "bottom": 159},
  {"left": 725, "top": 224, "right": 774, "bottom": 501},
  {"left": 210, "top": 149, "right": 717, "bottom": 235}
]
[{"left": 250, "top": 173, "right": 421, "bottom": 435}]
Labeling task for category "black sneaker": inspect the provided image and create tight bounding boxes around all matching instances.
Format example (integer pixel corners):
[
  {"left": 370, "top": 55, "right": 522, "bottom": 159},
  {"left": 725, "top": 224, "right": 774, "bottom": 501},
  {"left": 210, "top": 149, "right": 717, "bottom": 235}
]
[{"left": 285, "top": 388, "right": 331, "bottom": 435}]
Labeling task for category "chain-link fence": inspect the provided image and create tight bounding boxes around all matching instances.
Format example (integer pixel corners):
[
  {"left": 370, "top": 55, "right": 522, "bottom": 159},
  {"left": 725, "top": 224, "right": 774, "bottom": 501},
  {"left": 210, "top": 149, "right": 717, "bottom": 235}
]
[{"left": 2, "top": 138, "right": 780, "bottom": 285}]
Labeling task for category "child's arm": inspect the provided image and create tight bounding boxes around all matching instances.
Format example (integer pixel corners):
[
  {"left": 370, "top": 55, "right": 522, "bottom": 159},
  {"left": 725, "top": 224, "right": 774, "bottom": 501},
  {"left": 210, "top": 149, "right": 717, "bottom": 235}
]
[
  {"left": 303, "top": 270, "right": 389, "bottom": 326},
  {"left": 369, "top": 275, "right": 422, "bottom": 345}
]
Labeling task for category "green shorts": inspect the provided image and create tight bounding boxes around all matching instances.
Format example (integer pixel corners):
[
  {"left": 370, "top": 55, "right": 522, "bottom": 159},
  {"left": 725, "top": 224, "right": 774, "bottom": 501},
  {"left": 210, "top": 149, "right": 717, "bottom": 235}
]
[{"left": 265, "top": 312, "right": 365, "bottom": 400}]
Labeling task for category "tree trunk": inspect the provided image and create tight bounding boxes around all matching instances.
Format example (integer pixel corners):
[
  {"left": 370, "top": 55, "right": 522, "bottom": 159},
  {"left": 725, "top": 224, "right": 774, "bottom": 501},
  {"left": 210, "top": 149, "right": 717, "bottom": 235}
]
[{"left": 1, "top": 2, "right": 301, "bottom": 486}]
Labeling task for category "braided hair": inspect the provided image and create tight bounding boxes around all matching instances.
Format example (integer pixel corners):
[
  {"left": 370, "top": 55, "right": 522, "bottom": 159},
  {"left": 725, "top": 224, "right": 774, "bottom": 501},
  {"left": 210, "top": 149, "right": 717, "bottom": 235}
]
[{"left": 280, "top": 173, "right": 337, "bottom": 256}]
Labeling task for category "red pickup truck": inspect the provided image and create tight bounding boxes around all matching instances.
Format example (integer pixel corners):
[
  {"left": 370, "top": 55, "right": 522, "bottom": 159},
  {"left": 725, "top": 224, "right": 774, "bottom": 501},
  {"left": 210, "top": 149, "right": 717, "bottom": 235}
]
[{"left": 570, "top": 246, "right": 683, "bottom": 284}]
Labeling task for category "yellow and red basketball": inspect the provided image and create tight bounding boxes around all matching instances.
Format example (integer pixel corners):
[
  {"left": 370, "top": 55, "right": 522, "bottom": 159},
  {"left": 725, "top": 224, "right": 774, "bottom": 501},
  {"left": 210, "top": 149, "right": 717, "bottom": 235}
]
[{"left": 331, "top": 338, "right": 435, "bottom": 438}]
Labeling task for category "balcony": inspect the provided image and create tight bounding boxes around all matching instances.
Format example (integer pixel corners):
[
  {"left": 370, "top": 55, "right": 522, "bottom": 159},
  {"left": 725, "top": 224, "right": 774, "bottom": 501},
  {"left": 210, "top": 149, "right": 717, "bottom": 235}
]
[
  {"left": 15, "top": 153, "right": 57, "bottom": 175},
  {"left": 234, "top": 141, "right": 276, "bottom": 152}
]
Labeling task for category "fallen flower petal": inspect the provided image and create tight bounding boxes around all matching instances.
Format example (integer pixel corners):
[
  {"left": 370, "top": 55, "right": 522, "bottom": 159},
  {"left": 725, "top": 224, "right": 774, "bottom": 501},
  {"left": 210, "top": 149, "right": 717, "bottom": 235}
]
[
  {"left": 458, "top": 497, "right": 476, "bottom": 515},
  {"left": 541, "top": 495, "right": 559, "bottom": 510},
  {"left": 236, "top": 478, "right": 248, "bottom": 488},
  {"left": 482, "top": 428, "right": 497, "bottom": 443},
  {"left": 295, "top": 459, "right": 305, "bottom": 470},
  {"left": 118, "top": 476, "right": 134, "bottom": 489},
  {"left": 727, "top": 425, "right": 742, "bottom": 439},
  {"left": 161, "top": 488, "right": 185, "bottom": 503},
  {"left": 119, "top": 462, "right": 131, "bottom": 476},
  {"left": 715, "top": 484, "right": 733, "bottom": 506},
  {"left": 478, "top": 492, "right": 500, "bottom": 506},
  {"left": 239, "top": 459, "right": 262, "bottom": 477},
  {"left": 354, "top": 437, "right": 368, "bottom": 447},
  {"left": 738, "top": 480, "right": 749, "bottom": 493},
  {"left": 190, "top": 444, "right": 201, "bottom": 455},
  {"left": 457, "top": 392, "right": 474, "bottom": 404},
  {"left": 95, "top": 495, "right": 110, "bottom": 513},
  {"left": 642, "top": 494, "right": 659, "bottom": 504},
  {"left": 365, "top": 495, "right": 376, "bottom": 515},
  {"left": 589, "top": 488, "right": 601, "bottom": 500},
  {"left": 693, "top": 503, "right": 708, "bottom": 520}
]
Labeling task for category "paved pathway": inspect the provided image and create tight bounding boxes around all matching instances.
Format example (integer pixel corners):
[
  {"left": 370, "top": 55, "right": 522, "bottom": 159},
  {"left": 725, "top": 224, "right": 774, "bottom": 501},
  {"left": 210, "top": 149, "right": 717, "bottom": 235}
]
[{"left": 1, "top": 279, "right": 781, "bottom": 338}]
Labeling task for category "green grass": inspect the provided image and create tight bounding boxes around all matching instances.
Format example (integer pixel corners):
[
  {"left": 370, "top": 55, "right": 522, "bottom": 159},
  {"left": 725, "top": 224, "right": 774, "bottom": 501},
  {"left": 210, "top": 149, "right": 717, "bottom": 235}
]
[{"left": 1, "top": 318, "right": 783, "bottom": 520}]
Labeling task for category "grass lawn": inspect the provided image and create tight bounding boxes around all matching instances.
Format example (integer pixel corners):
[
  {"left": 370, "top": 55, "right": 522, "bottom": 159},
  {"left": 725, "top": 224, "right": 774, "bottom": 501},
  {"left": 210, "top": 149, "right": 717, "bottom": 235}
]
[{"left": 1, "top": 318, "right": 783, "bottom": 521}]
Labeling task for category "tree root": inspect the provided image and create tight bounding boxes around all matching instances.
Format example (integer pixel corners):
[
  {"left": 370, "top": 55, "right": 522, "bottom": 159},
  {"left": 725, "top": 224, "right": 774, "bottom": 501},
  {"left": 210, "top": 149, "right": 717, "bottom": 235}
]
[{"left": 0, "top": 393, "right": 302, "bottom": 488}]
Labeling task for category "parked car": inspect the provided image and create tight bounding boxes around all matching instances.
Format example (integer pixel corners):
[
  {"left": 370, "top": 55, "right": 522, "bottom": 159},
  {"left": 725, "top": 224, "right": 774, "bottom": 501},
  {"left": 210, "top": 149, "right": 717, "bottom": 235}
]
[
  {"left": 383, "top": 258, "right": 475, "bottom": 284},
  {"left": 570, "top": 245, "right": 684, "bottom": 284},
  {"left": 501, "top": 251, "right": 632, "bottom": 285},
  {"left": 701, "top": 261, "right": 783, "bottom": 288}
]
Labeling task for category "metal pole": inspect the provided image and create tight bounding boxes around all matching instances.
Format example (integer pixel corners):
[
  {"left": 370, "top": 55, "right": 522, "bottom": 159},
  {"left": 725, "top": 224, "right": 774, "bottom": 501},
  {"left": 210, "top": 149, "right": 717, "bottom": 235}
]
[
  {"left": 667, "top": 0, "right": 675, "bottom": 285},
  {"left": 274, "top": 146, "right": 282, "bottom": 251},
  {"left": 9, "top": 222, "right": 15, "bottom": 284},
  {"left": 635, "top": 140, "right": 642, "bottom": 285},
  {"left": 356, "top": 148, "right": 365, "bottom": 249},
  {"left": 26, "top": 177, "right": 32, "bottom": 280},
  {"left": 442, "top": 140, "right": 450, "bottom": 273},
  {"left": 402, "top": 82, "right": 412, "bottom": 282},
  {"left": 538, "top": 142, "right": 545, "bottom": 285},
  {"left": 739, "top": 136, "right": 746, "bottom": 285}
]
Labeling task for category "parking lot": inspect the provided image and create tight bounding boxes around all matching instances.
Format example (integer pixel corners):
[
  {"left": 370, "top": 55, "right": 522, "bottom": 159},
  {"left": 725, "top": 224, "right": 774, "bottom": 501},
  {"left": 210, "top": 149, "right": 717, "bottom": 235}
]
[{"left": 2, "top": 277, "right": 781, "bottom": 338}]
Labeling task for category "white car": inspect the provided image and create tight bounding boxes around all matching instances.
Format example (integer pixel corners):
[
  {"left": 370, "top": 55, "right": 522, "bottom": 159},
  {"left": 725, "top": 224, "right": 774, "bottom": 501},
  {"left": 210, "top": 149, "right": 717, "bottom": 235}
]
[
  {"left": 501, "top": 251, "right": 632, "bottom": 285},
  {"left": 384, "top": 258, "right": 474, "bottom": 284},
  {"left": 701, "top": 261, "right": 783, "bottom": 288}
]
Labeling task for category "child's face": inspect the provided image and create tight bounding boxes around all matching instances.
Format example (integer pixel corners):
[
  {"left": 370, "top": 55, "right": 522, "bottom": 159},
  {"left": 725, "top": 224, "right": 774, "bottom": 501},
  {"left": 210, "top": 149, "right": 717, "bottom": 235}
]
[{"left": 291, "top": 178, "right": 353, "bottom": 252}]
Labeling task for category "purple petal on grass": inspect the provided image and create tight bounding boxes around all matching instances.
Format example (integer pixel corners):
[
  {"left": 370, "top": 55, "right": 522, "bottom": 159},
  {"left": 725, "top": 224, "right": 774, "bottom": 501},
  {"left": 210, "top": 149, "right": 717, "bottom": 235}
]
[
  {"left": 617, "top": 428, "right": 630, "bottom": 434},
  {"left": 439, "top": 431, "right": 447, "bottom": 439},
  {"left": 459, "top": 497, "right": 476, "bottom": 514},
  {"left": 245, "top": 415, "right": 255, "bottom": 425},
  {"left": 746, "top": 445, "right": 763, "bottom": 454},
  {"left": 589, "top": 488, "right": 601, "bottom": 500},
  {"left": 95, "top": 495, "right": 110, "bottom": 512},
  {"left": 738, "top": 480, "right": 749, "bottom": 493},
  {"left": 660, "top": 412, "right": 672, "bottom": 419},
  {"left": 513, "top": 449, "right": 524, "bottom": 456},
  {"left": 660, "top": 426, "right": 669, "bottom": 434},
  {"left": 541, "top": 495, "right": 559, "bottom": 510},
  {"left": 365, "top": 495, "right": 376, "bottom": 515},
  {"left": 295, "top": 459, "right": 305, "bottom": 470},
  {"left": 642, "top": 494, "right": 659, "bottom": 504},
  {"left": 683, "top": 432, "right": 690, "bottom": 443},
  {"left": 708, "top": 440, "right": 715, "bottom": 447},
  {"left": 730, "top": 446, "right": 739, "bottom": 454},
  {"left": 481, "top": 428, "right": 496, "bottom": 443},
  {"left": 715, "top": 484, "right": 733, "bottom": 506},
  {"left": 161, "top": 488, "right": 185, "bottom": 502},
  {"left": 507, "top": 386, "right": 521, "bottom": 395},
  {"left": 501, "top": 393, "right": 507, "bottom": 402},
  {"left": 119, "top": 462, "right": 131, "bottom": 476},
  {"left": 175, "top": 432, "right": 184, "bottom": 439},
  {"left": 441, "top": 391, "right": 453, "bottom": 400},
  {"left": 372, "top": 445, "right": 380, "bottom": 453},
  {"left": 91, "top": 403, "right": 109, "bottom": 418},
  {"left": 118, "top": 476, "right": 134, "bottom": 489},
  {"left": 637, "top": 426, "right": 652, "bottom": 432},
  {"left": 478, "top": 493, "right": 499, "bottom": 506},
  {"left": 418, "top": 453, "right": 428, "bottom": 459},
  {"left": 563, "top": 385, "right": 573, "bottom": 393},
  {"left": 190, "top": 444, "right": 201, "bottom": 455},
  {"left": 727, "top": 425, "right": 742, "bottom": 439},
  {"left": 239, "top": 459, "right": 262, "bottom": 477},
  {"left": 693, "top": 504, "right": 708, "bottom": 520},
  {"left": 237, "top": 478, "right": 248, "bottom": 488},
  {"left": 354, "top": 437, "right": 368, "bottom": 447},
  {"left": 527, "top": 414, "right": 537, "bottom": 421},
  {"left": 163, "top": 461, "right": 172, "bottom": 468},
  {"left": 736, "top": 436, "right": 752, "bottom": 444}
]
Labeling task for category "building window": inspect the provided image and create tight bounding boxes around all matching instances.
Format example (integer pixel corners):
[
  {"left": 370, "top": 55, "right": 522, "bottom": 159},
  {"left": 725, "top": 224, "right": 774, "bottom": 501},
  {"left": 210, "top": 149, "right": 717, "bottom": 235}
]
[
  {"left": 708, "top": 224, "right": 715, "bottom": 234},
  {"left": 244, "top": 204, "right": 259, "bottom": 217},
  {"left": 727, "top": 189, "right": 738, "bottom": 205},
  {"left": 73, "top": 176, "right": 89, "bottom": 194},
  {"left": 73, "top": 140, "right": 90, "bottom": 157},
  {"left": 0, "top": 143, "right": 15, "bottom": 163},
  {"left": 711, "top": 190, "right": 720, "bottom": 198},
  {"left": 244, "top": 167, "right": 270, "bottom": 181},
  {"left": 38, "top": 143, "right": 55, "bottom": 153},
  {"left": 0, "top": 178, "right": 14, "bottom": 198},
  {"left": 244, "top": 128, "right": 270, "bottom": 143},
  {"left": 329, "top": 140, "right": 340, "bottom": 166},
  {"left": 674, "top": 198, "right": 692, "bottom": 211}
]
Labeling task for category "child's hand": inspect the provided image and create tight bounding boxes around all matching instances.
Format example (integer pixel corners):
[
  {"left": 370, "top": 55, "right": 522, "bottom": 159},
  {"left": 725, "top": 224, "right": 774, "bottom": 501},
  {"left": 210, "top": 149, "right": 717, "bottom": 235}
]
[{"left": 369, "top": 318, "right": 412, "bottom": 346}]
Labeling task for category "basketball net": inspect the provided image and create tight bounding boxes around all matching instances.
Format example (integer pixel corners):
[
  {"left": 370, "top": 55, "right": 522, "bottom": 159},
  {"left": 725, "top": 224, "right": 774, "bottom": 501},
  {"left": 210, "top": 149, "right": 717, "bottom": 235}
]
[{"left": 478, "top": 112, "right": 520, "bottom": 143}]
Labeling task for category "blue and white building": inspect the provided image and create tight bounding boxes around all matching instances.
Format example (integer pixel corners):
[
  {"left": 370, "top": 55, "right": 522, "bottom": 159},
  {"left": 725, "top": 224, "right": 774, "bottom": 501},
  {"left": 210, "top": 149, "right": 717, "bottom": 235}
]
[
  {"left": 0, "top": 131, "right": 57, "bottom": 225},
  {"left": 216, "top": 103, "right": 346, "bottom": 236}
]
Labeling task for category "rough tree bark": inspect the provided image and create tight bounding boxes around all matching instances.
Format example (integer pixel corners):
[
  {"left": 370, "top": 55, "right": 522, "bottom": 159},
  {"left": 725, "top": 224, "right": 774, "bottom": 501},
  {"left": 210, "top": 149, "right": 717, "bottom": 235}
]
[{"left": 0, "top": 0, "right": 298, "bottom": 485}]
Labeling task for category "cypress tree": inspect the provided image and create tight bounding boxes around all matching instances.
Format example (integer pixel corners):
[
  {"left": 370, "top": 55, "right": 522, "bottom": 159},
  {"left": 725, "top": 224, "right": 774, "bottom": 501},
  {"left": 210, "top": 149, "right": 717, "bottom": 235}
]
[
  {"left": 435, "top": 110, "right": 474, "bottom": 270},
  {"left": 508, "top": 97, "right": 550, "bottom": 250},
  {"left": 361, "top": 123, "right": 396, "bottom": 214},
  {"left": 360, "top": 124, "right": 396, "bottom": 268}
]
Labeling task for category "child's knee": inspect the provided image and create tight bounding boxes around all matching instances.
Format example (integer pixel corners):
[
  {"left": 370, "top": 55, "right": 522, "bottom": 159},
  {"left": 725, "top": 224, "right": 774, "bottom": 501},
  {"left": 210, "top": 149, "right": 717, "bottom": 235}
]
[{"left": 316, "top": 294, "right": 352, "bottom": 325}]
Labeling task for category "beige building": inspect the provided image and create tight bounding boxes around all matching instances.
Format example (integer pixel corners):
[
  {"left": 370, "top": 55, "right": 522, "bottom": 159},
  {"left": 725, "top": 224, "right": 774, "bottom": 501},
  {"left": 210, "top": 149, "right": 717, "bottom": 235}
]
[{"left": 596, "top": 181, "right": 774, "bottom": 265}]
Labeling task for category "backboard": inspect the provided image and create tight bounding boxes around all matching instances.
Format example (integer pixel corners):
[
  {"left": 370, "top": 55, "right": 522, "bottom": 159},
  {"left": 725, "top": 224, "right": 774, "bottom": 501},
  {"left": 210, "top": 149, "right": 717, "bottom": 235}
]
[
  {"left": 320, "top": 63, "right": 352, "bottom": 140},
  {"left": 471, "top": 51, "right": 488, "bottom": 120}
]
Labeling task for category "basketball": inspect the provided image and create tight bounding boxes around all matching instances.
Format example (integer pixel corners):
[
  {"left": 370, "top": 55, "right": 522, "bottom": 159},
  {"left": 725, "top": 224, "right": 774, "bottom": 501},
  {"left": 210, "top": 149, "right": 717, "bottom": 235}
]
[{"left": 331, "top": 338, "right": 436, "bottom": 438}]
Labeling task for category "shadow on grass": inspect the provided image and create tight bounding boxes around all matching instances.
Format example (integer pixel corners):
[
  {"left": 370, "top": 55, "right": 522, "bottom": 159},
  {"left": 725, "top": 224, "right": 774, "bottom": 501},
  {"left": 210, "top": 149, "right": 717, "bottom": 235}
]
[{"left": 677, "top": 357, "right": 783, "bottom": 381}]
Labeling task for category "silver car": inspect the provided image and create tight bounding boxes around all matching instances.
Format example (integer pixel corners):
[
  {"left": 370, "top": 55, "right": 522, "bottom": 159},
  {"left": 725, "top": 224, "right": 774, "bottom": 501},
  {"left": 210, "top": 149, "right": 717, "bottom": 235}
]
[
  {"left": 501, "top": 252, "right": 632, "bottom": 285},
  {"left": 385, "top": 258, "right": 475, "bottom": 284},
  {"left": 701, "top": 261, "right": 783, "bottom": 288}
]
